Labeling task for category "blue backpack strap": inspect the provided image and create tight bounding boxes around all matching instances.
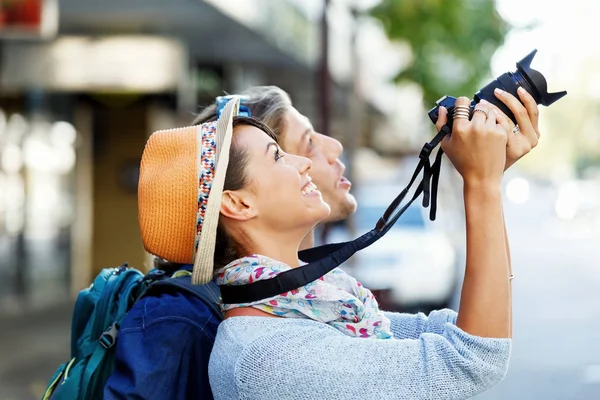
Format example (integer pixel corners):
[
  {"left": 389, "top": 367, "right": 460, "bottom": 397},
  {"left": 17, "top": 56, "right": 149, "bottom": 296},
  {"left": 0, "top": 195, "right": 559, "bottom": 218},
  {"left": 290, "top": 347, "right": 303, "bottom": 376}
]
[{"left": 145, "top": 272, "right": 223, "bottom": 320}]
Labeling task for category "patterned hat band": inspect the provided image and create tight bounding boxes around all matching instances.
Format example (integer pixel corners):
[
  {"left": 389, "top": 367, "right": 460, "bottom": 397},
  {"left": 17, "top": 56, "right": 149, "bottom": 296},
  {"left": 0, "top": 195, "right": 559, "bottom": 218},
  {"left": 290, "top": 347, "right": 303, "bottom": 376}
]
[
  {"left": 196, "top": 121, "right": 218, "bottom": 251},
  {"left": 192, "top": 98, "right": 240, "bottom": 284}
]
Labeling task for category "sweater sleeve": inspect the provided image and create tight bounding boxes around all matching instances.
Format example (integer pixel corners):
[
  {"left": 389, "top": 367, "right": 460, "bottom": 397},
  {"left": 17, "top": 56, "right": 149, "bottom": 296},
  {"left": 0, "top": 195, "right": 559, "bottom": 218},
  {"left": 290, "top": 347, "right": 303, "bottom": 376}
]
[
  {"left": 233, "top": 322, "right": 511, "bottom": 400},
  {"left": 384, "top": 308, "right": 458, "bottom": 339}
]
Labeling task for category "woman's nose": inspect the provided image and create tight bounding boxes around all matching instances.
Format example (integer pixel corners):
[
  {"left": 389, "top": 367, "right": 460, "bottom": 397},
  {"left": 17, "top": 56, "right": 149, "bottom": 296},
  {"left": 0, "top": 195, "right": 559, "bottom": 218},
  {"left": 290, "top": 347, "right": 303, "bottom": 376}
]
[{"left": 290, "top": 154, "right": 312, "bottom": 175}]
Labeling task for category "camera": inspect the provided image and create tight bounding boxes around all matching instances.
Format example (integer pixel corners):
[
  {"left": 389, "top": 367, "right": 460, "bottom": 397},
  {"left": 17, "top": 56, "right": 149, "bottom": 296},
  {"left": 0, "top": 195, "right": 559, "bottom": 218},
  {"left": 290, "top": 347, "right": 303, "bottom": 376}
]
[{"left": 428, "top": 49, "right": 567, "bottom": 126}]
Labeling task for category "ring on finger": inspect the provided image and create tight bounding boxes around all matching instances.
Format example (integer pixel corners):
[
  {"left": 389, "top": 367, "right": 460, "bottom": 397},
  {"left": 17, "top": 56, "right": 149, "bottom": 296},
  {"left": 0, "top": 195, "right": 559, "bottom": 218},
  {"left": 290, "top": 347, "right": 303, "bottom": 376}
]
[
  {"left": 453, "top": 112, "right": 471, "bottom": 120},
  {"left": 512, "top": 124, "right": 521, "bottom": 135},
  {"left": 453, "top": 106, "right": 471, "bottom": 120},
  {"left": 473, "top": 108, "right": 489, "bottom": 118}
]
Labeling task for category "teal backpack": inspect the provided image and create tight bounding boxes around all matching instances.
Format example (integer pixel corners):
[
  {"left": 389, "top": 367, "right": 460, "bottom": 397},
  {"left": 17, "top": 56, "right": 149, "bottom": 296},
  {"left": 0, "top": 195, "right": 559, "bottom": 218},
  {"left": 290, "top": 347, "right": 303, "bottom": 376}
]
[{"left": 41, "top": 263, "right": 222, "bottom": 400}]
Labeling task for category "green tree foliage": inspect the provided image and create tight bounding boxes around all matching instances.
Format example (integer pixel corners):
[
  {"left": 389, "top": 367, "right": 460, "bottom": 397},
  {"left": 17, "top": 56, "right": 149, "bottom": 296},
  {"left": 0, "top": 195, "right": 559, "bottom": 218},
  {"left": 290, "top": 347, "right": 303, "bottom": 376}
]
[{"left": 370, "top": 0, "right": 509, "bottom": 107}]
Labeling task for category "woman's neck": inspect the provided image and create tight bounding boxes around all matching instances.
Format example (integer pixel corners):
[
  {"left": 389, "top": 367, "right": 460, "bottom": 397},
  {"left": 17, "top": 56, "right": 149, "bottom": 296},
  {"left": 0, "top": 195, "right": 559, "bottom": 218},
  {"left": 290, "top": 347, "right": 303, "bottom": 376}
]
[
  {"left": 299, "top": 229, "right": 315, "bottom": 251},
  {"left": 239, "top": 228, "right": 306, "bottom": 269},
  {"left": 249, "top": 242, "right": 301, "bottom": 269}
]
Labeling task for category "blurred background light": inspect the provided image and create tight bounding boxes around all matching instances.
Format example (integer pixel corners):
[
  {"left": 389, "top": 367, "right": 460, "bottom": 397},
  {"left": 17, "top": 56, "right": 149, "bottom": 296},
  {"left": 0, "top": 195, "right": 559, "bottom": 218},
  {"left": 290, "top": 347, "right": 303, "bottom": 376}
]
[
  {"left": 555, "top": 181, "right": 580, "bottom": 220},
  {"left": 50, "top": 121, "right": 77, "bottom": 148},
  {"left": 506, "top": 177, "right": 530, "bottom": 204}
]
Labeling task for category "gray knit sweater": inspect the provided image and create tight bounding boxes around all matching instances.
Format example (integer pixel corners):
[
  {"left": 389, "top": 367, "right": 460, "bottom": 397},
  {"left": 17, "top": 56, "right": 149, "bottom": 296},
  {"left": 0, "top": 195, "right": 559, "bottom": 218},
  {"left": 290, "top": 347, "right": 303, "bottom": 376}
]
[{"left": 209, "top": 309, "right": 511, "bottom": 399}]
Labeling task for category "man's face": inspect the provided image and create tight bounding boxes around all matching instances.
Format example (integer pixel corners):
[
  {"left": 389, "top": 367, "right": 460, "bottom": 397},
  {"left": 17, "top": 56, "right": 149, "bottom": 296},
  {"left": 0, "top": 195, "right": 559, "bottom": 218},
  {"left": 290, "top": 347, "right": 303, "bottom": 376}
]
[{"left": 280, "top": 107, "right": 357, "bottom": 222}]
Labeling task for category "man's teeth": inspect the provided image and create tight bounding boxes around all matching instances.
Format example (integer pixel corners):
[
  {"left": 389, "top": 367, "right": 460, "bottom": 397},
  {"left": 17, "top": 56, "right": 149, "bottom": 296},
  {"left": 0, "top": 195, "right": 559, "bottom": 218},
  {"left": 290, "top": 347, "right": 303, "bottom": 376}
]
[{"left": 302, "top": 182, "right": 318, "bottom": 195}]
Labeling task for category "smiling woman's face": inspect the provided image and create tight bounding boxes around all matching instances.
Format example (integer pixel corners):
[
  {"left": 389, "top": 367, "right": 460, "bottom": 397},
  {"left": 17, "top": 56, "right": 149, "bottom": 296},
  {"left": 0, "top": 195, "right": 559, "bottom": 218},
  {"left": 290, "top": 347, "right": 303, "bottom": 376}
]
[{"left": 229, "top": 123, "right": 331, "bottom": 233}]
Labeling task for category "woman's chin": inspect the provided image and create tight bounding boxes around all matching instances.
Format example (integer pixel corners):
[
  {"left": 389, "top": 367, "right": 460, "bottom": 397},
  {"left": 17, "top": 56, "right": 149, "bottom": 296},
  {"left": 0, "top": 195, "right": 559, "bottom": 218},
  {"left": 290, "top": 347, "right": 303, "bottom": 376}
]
[
  {"left": 300, "top": 197, "right": 331, "bottom": 224},
  {"left": 284, "top": 194, "right": 330, "bottom": 230},
  {"left": 313, "top": 201, "right": 332, "bottom": 222}
]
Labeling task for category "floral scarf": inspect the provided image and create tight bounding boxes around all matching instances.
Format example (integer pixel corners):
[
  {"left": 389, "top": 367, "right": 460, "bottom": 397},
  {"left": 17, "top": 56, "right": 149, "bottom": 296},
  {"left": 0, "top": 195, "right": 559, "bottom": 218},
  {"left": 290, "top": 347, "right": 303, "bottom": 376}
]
[{"left": 215, "top": 254, "right": 393, "bottom": 339}]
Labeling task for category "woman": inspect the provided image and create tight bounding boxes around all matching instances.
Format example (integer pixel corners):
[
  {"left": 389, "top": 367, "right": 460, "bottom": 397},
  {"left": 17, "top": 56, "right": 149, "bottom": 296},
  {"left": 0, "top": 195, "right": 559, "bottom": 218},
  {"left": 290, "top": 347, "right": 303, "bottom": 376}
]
[{"left": 137, "top": 86, "right": 541, "bottom": 399}]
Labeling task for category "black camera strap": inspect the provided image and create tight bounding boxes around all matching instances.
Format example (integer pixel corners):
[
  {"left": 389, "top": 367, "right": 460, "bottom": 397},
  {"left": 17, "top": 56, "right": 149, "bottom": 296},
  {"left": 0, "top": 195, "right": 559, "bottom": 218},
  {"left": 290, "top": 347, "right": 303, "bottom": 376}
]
[{"left": 219, "top": 125, "right": 451, "bottom": 304}]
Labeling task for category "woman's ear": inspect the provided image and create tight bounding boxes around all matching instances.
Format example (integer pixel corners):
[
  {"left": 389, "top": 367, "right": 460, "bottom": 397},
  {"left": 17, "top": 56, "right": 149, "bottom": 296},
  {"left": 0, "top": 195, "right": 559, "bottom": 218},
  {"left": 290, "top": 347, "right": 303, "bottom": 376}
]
[{"left": 220, "top": 190, "right": 258, "bottom": 221}]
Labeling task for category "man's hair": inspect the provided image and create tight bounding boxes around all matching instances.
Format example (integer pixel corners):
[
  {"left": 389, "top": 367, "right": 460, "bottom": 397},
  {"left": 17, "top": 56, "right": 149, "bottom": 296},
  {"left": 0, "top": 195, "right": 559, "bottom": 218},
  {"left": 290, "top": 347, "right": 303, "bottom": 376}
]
[{"left": 193, "top": 86, "right": 292, "bottom": 141}]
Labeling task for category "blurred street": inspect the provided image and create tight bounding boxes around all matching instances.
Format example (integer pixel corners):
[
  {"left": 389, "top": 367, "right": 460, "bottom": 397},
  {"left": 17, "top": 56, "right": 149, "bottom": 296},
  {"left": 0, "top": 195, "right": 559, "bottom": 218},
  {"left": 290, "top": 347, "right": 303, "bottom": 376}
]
[
  {"left": 0, "top": 302, "right": 71, "bottom": 400},
  {"left": 473, "top": 182, "right": 600, "bottom": 400}
]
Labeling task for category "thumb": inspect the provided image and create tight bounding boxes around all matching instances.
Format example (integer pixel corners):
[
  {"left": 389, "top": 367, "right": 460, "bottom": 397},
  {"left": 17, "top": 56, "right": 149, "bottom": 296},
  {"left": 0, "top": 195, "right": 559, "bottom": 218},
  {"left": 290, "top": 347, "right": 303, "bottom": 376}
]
[
  {"left": 440, "top": 131, "right": 452, "bottom": 153},
  {"left": 436, "top": 106, "right": 448, "bottom": 132}
]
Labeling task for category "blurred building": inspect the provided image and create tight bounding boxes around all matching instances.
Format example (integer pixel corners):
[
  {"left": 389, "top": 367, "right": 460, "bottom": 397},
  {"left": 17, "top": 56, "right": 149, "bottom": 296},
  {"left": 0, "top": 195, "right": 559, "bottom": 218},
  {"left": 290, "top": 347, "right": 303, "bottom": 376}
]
[{"left": 0, "top": 0, "right": 415, "bottom": 307}]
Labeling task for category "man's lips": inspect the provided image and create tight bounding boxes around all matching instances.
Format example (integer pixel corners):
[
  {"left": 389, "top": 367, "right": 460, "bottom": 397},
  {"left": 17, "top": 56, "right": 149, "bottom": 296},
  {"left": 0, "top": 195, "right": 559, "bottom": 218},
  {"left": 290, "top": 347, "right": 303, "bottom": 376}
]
[{"left": 339, "top": 176, "right": 352, "bottom": 188}]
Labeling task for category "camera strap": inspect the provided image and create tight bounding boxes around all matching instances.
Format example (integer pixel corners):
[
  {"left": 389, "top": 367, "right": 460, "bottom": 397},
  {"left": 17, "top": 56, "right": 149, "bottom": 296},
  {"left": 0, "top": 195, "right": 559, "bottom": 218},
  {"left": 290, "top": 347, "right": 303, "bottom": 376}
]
[{"left": 219, "top": 125, "right": 451, "bottom": 304}]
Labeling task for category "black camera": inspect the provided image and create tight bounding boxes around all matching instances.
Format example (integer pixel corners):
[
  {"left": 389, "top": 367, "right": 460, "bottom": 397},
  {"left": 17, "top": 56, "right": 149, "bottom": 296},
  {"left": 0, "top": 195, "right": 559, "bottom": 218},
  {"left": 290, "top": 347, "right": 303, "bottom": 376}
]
[{"left": 428, "top": 49, "right": 567, "bottom": 126}]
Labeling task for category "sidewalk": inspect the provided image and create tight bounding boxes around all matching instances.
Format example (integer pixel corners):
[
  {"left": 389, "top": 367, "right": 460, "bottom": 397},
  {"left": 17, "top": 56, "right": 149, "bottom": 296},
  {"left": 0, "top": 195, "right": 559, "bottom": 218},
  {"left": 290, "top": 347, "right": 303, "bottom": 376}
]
[{"left": 0, "top": 302, "right": 73, "bottom": 400}]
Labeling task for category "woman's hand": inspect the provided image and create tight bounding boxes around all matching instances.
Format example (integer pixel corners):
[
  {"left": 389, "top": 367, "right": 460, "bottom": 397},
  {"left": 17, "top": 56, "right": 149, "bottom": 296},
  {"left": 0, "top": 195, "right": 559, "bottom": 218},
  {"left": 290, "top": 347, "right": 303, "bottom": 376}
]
[
  {"left": 436, "top": 88, "right": 541, "bottom": 173},
  {"left": 436, "top": 97, "right": 507, "bottom": 189},
  {"left": 486, "top": 87, "right": 541, "bottom": 170}
]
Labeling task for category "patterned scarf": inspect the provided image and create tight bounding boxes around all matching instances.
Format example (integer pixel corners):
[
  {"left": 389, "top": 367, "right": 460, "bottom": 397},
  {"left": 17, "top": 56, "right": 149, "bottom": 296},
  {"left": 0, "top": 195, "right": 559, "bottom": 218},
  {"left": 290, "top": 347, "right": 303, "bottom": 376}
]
[{"left": 215, "top": 254, "right": 393, "bottom": 339}]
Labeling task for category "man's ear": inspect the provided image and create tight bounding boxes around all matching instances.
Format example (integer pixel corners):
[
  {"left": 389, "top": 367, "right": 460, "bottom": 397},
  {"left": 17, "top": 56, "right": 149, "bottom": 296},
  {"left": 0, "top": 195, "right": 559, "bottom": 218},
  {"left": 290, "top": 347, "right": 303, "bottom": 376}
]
[{"left": 220, "top": 190, "right": 257, "bottom": 221}]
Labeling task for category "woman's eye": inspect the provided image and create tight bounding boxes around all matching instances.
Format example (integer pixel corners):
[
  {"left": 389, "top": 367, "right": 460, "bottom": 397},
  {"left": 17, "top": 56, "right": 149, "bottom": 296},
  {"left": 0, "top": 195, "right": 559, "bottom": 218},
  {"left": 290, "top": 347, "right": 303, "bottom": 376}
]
[{"left": 275, "top": 148, "right": 285, "bottom": 161}]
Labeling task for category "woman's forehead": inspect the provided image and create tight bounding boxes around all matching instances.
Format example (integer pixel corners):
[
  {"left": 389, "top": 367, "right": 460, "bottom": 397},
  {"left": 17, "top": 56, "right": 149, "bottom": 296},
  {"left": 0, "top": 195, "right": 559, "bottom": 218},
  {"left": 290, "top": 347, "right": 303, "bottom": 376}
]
[{"left": 234, "top": 124, "right": 276, "bottom": 148}]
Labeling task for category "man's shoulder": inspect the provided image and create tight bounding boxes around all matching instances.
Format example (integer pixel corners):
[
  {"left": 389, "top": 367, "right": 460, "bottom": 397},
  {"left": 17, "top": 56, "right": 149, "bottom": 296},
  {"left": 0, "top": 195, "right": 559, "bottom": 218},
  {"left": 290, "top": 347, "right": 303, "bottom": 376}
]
[{"left": 122, "top": 284, "right": 221, "bottom": 333}]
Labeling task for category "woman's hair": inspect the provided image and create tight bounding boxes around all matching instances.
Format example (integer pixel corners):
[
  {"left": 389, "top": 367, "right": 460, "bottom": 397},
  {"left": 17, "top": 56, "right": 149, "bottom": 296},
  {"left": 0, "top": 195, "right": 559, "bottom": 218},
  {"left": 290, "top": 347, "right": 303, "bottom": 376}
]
[
  {"left": 192, "top": 86, "right": 292, "bottom": 141},
  {"left": 155, "top": 116, "right": 279, "bottom": 272}
]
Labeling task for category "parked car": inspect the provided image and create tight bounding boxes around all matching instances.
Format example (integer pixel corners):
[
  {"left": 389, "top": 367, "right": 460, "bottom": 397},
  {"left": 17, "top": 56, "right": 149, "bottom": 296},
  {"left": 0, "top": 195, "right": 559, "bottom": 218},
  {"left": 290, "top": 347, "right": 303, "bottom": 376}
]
[{"left": 328, "top": 184, "right": 458, "bottom": 313}]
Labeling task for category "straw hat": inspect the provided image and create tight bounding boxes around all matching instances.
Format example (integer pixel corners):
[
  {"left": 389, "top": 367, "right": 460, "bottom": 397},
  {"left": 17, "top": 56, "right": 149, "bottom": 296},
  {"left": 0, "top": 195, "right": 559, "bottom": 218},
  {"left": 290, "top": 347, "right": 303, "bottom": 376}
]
[{"left": 138, "top": 98, "right": 240, "bottom": 285}]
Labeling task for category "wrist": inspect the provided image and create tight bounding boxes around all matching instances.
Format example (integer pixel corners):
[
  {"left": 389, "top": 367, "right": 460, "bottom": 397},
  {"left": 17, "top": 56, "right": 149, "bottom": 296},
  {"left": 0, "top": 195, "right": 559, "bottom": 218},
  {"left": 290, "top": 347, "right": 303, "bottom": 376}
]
[{"left": 463, "top": 179, "right": 502, "bottom": 195}]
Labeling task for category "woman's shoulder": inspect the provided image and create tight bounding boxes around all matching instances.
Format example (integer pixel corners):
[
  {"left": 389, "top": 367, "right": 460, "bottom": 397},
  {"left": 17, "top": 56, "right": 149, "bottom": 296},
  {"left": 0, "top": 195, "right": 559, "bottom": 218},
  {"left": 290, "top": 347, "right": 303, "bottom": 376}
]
[
  {"left": 215, "top": 317, "right": 341, "bottom": 346},
  {"left": 210, "top": 317, "right": 345, "bottom": 389},
  {"left": 218, "top": 315, "right": 340, "bottom": 333}
]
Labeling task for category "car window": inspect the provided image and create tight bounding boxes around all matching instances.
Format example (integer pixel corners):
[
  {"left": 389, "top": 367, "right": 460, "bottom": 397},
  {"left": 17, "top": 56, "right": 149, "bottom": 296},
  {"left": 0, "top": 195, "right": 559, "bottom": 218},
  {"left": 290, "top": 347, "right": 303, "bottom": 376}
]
[{"left": 356, "top": 204, "right": 425, "bottom": 230}]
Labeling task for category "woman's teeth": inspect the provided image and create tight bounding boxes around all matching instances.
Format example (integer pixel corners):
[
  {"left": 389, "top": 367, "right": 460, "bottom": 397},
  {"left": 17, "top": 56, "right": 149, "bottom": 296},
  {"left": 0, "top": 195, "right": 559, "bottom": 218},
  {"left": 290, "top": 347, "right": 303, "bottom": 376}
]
[{"left": 302, "top": 182, "right": 318, "bottom": 195}]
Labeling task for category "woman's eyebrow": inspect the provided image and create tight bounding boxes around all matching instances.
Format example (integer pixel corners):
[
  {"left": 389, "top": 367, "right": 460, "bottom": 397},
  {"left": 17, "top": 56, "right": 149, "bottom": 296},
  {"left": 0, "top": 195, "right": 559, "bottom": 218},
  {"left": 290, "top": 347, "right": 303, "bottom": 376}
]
[{"left": 265, "top": 142, "right": 278, "bottom": 155}]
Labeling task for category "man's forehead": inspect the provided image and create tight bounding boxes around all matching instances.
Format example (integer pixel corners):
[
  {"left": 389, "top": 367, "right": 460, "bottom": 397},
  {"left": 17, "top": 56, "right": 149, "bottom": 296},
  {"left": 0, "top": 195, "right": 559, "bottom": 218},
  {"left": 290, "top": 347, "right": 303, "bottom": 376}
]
[
  {"left": 295, "top": 114, "right": 314, "bottom": 136},
  {"left": 301, "top": 115, "right": 312, "bottom": 129},
  {"left": 288, "top": 107, "right": 311, "bottom": 127},
  {"left": 287, "top": 110, "right": 313, "bottom": 137}
]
